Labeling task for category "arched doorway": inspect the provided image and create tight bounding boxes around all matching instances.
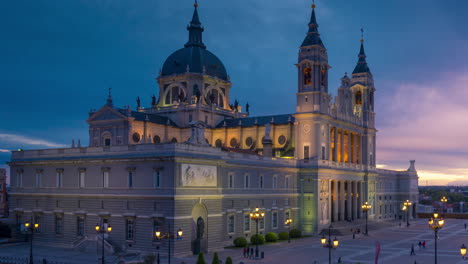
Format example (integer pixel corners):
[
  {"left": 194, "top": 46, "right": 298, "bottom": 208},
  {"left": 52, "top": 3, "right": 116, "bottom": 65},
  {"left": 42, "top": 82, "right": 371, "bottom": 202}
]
[{"left": 191, "top": 203, "right": 208, "bottom": 255}]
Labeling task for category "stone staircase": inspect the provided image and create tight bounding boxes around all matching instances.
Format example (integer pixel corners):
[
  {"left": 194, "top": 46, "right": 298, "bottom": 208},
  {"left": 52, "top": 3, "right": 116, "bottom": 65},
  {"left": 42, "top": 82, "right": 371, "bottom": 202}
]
[{"left": 73, "top": 235, "right": 118, "bottom": 254}]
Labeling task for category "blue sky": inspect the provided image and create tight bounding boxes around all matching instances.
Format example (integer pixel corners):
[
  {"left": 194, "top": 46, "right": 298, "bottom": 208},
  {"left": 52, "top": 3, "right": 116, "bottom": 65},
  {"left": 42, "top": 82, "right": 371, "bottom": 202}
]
[{"left": 1, "top": 0, "right": 467, "bottom": 184}]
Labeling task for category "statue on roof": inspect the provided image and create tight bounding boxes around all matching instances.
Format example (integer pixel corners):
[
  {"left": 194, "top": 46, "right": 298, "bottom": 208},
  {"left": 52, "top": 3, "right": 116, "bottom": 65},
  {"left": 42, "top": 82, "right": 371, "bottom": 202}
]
[
  {"left": 151, "top": 94, "right": 156, "bottom": 106},
  {"left": 264, "top": 123, "right": 272, "bottom": 141},
  {"left": 136, "top": 96, "right": 141, "bottom": 108},
  {"left": 246, "top": 102, "right": 250, "bottom": 113}
]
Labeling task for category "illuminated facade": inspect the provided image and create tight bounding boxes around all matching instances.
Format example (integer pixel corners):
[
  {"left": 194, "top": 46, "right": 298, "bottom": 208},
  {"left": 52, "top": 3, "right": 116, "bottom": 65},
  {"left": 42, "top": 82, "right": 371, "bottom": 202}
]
[{"left": 7, "top": 2, "right": 418, "bottom": 256}]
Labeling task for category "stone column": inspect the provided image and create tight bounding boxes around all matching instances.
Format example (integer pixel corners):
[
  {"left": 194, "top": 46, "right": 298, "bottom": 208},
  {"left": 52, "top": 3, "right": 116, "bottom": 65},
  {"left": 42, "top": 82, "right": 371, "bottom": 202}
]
[
  {"left": 347, "top": 181, "right": 352, "bottom": 220},
  {"left": 352, "top": 181, "right": 357, "bottom": 220},
  {"left": 340, "top": 181, "right": 345, "bottom": 221},
  {"left": 333, "top": 180, "right": 338, "bottom": 222},
  {"left": 333, "top": 127, "right": 338, "bottom": 161},
  {"left": 340, "top": 130, "right": 345, "bottom": 163},
  {"left": 348, "top": 132, "right": 352, "bottom": 164}
]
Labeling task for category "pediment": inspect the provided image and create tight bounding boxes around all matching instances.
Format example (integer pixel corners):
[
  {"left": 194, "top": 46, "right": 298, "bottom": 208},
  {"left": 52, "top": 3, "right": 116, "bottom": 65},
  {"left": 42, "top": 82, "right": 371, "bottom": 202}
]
[{"left": 87, "top": 106, "right": 127, "bottom": 123}]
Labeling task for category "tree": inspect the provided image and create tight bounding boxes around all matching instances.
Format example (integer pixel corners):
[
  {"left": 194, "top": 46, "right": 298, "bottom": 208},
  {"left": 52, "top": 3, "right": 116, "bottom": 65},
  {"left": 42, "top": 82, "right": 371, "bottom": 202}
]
[
  {"left": 196, "top": 252, "right": 206, "bottom": 264},
  {"left": 225, "top": 257, "right": 233, "bottom": 264},
  {"left": 211, "top": 252, "right": 220, "bottom": 264}
]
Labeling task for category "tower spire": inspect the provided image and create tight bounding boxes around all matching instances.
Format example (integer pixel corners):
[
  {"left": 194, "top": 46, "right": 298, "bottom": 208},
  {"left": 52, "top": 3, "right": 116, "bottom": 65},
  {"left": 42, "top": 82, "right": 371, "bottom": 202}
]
[
  {"left": 185, "top": 0, "right": 206, "bottom": 49},
  {"left": 352, "top": 29, "right": 371, "bottom": 74},
  {"left": 301, "top": 1, "right": 325, "bottom": 48},
  {"left": 106, "top": 87, "right": 113, "bottom": 107}
]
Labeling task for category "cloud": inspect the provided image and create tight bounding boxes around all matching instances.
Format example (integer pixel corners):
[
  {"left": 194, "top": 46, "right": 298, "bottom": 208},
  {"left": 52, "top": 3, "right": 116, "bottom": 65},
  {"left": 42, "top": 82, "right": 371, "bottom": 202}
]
[
  {"left": 376, "top": 71, "right": 468, "bottom": 184},
  {"left": 0, "top": 133, "right": 67, "bottom": 148},
  {"left": 0, "top": 149, "right": 10, "bottom": 153}
]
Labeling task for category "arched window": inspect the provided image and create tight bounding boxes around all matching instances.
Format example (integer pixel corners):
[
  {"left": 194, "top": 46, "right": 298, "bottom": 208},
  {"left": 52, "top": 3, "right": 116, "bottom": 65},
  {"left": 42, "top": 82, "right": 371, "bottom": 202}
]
[
  {"left": 355, "top": 91, "right": 363, "bottom": 105},
  {"left": 215, "top": 139, "right": 222, "bottom": 148},
  {"left": 206, "top": 89, "right": 224, "bottom": 107},
  {"left": 321, "top": 67, "right": 326, "bottom": 86},
  {"left": 164, "top": 86, "right": 186, "bottom": 105},
  {"left": 304, "top": 67, "right": 312, "bottom": 85},
  {"left": 153, "top": 135, "right": 161, "bottom": 144},
  {"left": 171, "top": 137, "right": 178, "bottom": 143},
  {"left": 101, "top": 132, "right": 112, "bottom": 147}
]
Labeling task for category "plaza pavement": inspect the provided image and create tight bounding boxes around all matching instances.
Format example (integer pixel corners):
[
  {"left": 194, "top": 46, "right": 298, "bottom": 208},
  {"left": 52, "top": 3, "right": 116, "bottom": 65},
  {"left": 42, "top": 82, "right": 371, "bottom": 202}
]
[{"left": 1, "top": 218, "right": 468, "bottom": 264}]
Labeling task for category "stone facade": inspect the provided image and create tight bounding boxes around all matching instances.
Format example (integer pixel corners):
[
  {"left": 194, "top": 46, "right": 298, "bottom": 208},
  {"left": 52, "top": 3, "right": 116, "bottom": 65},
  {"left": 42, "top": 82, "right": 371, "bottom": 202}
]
[
  {"left": 6, "top": 2, "right": 418, "bottom": 257},
  {"left": 0, "top": 168, "right": 7, "bottom": 217}
]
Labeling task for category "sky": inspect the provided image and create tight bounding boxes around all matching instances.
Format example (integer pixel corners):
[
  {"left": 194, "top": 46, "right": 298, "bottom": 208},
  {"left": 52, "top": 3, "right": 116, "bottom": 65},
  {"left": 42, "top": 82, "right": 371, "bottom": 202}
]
[{"left": 0, "top": 0, "right": 467, "bottom": 185}]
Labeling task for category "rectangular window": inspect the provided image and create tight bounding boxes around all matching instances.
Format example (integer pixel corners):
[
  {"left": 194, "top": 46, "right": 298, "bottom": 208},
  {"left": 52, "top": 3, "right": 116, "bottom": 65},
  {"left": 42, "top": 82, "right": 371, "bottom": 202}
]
[
  {"left": 55, "top": 214, "right": 63, "bottom": 235},
  {"left": 56, "top": 172, "right": 63, "bottom": 188},
  {"left": 259, "top": 218, "right": 265, "bottom": 230},
  {"left": 273, "top": 176, "right": 277, "bottom": 189},
  {"left": 77, "top": 216, "right": 85, "bottom": 236},
  {"left": 153, "top": 170, "right": 161, "bottom": 188},
  {"left": 244, "top": 174, "right": 249, "bottom": 189},
  {"left": 128, "top": 172, "right": 133, "bottom": 188},
  {"left": 285, "top": 176, "right": 289, "bottom": 189},
  {"left": 126, "top": 219, "right": 135, "bottom": 241},
  {"left": 228, "top": 214, "right": 235, "bottom": 234},
  {"left": 79, "top": 171, "right": 86, "bottom": 188},
  {"left": 259, "top": 175, "right": 264, "bottom": 189},
  {"left": 16, "top": 213, "right": 23, "bottom": 231},
  {"left": 103, "top": 171, "right": 109, "bottom": 188},
  {"left": 321, "top": 146, "right": 326, "bottom": 160},
  {"left": 304, "top": 146, "right": 309, "bottom": 160},
  {"left": 35, "top": 173, "right": 42, "bottom": 187},
  {"left": 272, "top": 211, "right": 278, "bottom": 229},
  {"left": 244, "top": 214, "right": 250, "bottom": 232},
  {"left": 228, "top": 174, "right": 234, "bottom": 189},
  {"left": 17, "top": 172, "right": 23, "bottom": 187}
]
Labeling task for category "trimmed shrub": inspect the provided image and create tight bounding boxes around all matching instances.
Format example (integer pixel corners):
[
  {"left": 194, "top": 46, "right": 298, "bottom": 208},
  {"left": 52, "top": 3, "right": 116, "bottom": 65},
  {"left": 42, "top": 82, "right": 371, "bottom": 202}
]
[
  {"left": 233, "top": 237, "right": 248, "bottom": 247},
  {"left": 250, "top": 234, "right": 265, "bottom": 245},
  {"left": 225, "top": 257, "right": 233, "bottom": 264},
  {"left": 211, "top": 252, "right": 220, "bottom": 264},
  {"left": 289, "top": 228, "right": 302, "bottom": 238},
  {"left": 143, "top": 254, "right": 156, "bottom": 264},
  {"left": 196, "top": 252, "right": 206, "bottom": 264},
  {"left": 278, "top": 231, "right": 289, "bottom": 241},
  {"left": 265, "top": 232, "right": 278, "bottom": 242}
]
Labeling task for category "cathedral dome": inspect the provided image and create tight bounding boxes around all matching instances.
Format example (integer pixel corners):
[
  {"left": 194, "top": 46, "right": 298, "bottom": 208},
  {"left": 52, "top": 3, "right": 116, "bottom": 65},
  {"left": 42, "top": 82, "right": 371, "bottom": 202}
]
[
  {"left": 161, "top": 47, "right": 228, "bottom": 81},
  {"left": 160, "top": 3, "right": 229, "bottom": 81}
]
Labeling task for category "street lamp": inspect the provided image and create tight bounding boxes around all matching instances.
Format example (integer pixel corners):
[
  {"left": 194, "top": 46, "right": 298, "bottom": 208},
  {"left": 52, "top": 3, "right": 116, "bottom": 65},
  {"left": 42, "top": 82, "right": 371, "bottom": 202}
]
[
  {"left": 95, "top": 223, "right": 112, "bottom": 264},
  {"left": 461, "top": 244, "right": 466, "bottom": 259},
  {"left": 155, "top": 223, "right": 183, "bottom": 264},
  {"left": 362, "top": 201, "right": 372, "bottom": 235},
  {"left": 428, "top": 212, "right": 444, "bottom": 264},
  {"left": 285, "top": 218, "right": 292, "bottom": 243},
  {"left": 250, "top": 207, "right": 265, "bottom": 259},
  {"left": 320, "top": 225, "right": 339, "bottom": 264},
  {"left": 441, "top": 196, "right": 448, "bottom": 213},
  {"left": 404, "top": 200, "right": 412, "bottom": 227},
  {"left": 24, "top": 221, "right": 40, "bottom": 264}
]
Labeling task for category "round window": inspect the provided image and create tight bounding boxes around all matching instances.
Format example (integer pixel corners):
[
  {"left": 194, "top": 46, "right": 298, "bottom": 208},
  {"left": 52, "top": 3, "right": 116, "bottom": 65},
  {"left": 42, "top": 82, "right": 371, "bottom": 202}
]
[
  {"left": 215, "top": 139, "right": 222, "bottom": 148},
  {"left": 153, "top": 135, "right": 161, "bottom": 144},
  {"left": 230, "top": 138, "right": 238, "bottom": 148},
  {"left": 245, "top": 137, "right": 253, "bottom": 147},
  {"left": 132, "top": 133, "right": 141, "bottom": 143},
  {"left": 278, "top": 135, "right": 286, "bottom": 145}
]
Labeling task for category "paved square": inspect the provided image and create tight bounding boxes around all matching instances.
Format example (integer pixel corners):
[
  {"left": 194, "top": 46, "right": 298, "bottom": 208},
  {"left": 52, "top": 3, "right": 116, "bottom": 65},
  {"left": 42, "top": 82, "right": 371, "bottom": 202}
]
[{"left": 1, "top": 218, "right": 467, "bottom": 264}]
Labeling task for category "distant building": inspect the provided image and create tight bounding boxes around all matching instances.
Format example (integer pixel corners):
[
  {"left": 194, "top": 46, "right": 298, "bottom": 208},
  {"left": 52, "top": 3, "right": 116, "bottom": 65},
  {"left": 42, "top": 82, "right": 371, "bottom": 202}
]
[
  {"left": 0, "top": 168, "right": 7, "bottom": 217},
  {"left": 6, "top": 2, "right": 418, "bottom": 256}
]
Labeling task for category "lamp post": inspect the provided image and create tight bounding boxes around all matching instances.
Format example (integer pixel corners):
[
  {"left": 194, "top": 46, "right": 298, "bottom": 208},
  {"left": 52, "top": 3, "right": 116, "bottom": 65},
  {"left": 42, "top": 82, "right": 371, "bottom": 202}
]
[
  {"left": 320, "top": 225, "right": 339, "bottom": 264},
  {"left": 24, "top": 221, "right": 39, "bottom": 264},
  {"left": 95, "top": 222, "right": 112, "bottom": 264},
  {"left": 428, "top": 212, "right": 444, "bottom": 264},
  {"left": 250, "top": 207, "right": 265, "bottom": 259},
  {"left": 361, "top": 201, "right": 372, "bottom": 235},
  {"left": 155, "top": 223, "right": 183, "bottom": 264},
  {"left": 441, "top": 196, "right": 448, "bottom": 213},
  {"left": 285, "top": 218, "right": 292, "bottom": 243},
  {"left": 404, "top": 200, "right": 412, "bottom": 227},
  {"left": 461, "top": 244, "right": 467, "bottom": 259}
]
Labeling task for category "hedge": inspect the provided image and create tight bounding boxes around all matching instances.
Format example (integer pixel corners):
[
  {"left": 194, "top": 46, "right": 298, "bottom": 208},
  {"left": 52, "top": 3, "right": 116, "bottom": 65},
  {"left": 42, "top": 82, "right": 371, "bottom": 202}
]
[
  {"left": 250, "top": 234, "right": 265, "bottom": 245},
  {"left": 278, "top": 231, "right": 289, "bottom": 240},
  {"left": 265, "top": 232, "right": 278, "bottom": 242},
  {"left": 289, "top": 228, "right": 302, "bottom": 238},
  {"left": 233, "top": 237, "right": 247, "bottom": 247}
]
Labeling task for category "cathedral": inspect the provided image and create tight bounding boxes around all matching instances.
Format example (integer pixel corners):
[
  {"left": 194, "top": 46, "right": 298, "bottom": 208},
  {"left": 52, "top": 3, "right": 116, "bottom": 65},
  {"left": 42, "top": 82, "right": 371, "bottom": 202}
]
[{"left": 7, "top": 2, "right": 419, "bottom": 257}]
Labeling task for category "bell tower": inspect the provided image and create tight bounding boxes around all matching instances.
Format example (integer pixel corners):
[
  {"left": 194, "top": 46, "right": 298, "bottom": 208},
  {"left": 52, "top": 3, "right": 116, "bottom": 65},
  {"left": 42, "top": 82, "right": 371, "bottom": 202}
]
[{"left": 296, "top": 2, "right": 331, "bottom": 114}]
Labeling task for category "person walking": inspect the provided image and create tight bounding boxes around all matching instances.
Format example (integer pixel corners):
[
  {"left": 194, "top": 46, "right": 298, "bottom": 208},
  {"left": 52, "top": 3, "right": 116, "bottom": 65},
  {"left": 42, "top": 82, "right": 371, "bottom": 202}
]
[
  {"left": 422, "top": 241, "right": 426, "bottom": 249},
  {"left": 418, "top": 241, "right": 422, "bottom": 249},
  {"left": 250, "top": 247, "right": 253, "bottom": 258},
  {"left": 246, "top": 246, "right": 250, "bottom": 258},
  {"left": 243, "top": 247, "right": 247, "bottom": 258},
  {"left": 410, "top": 244, "right": 416, "bottom": 255}
]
